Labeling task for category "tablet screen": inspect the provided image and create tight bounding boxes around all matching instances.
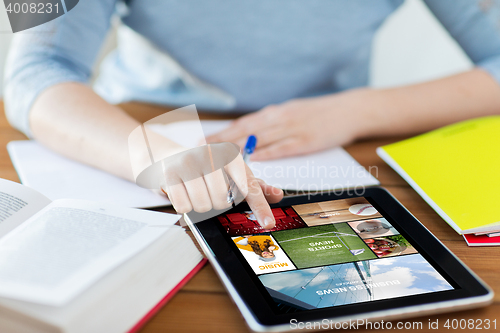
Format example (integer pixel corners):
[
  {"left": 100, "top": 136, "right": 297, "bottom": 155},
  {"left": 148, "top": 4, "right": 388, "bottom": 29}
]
[{"left": 216, "top": 197, "right": 455, "bottom": 313}]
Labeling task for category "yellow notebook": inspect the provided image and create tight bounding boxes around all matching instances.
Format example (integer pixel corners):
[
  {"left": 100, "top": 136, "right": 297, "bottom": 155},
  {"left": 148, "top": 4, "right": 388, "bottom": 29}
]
[{"left": 377, "top": 116, "right": 500, "bottom": 235}]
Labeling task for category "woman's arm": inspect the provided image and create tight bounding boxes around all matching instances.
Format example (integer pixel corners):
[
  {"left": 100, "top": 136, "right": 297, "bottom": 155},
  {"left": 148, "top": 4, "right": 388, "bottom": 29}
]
[
  {"left": 5, "top": 0, "right": 282, "bottom": 226},
  {"left": 363, "top": 68, "right": 500, "bottom": 137},
  {"left": 206, "top": 68, "right": 500, "bottom": 161},
  {"left": 29, "top": 82, "right": 282, "bottom": 226},
  {"left": 30, "top": 83, "right": 151, "bottom": 181}
]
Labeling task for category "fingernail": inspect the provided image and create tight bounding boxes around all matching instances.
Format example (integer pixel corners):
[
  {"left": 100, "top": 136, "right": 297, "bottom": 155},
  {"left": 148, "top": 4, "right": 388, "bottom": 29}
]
[{"left": 263, "top": 216, "right": 275, "bottom": 229}]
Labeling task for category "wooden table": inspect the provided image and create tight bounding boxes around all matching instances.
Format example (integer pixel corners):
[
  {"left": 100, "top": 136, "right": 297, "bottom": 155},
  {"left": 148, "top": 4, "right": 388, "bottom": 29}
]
[{"left": 1, "top": 101, "right": 499, "bottom": 332}]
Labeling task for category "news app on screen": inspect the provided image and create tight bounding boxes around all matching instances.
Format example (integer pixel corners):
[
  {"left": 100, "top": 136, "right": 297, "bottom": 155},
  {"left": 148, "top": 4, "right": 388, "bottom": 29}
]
[{"left": 216, "top": 197, "right": 454, "bottom": 312}]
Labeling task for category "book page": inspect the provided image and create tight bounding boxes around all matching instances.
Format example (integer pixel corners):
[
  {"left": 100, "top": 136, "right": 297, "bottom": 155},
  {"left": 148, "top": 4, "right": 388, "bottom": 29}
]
[
  {"left": 148, "top": 120, "right": 380, "bottom": 191},
  {"left": 0, "top": 179, "right": 51, "bottom": 239},
  {"left": 0, "top": 199, "right": 181, "bottom": 306},
  {"left": 7, "top": 141, "right": 171, "bottom": 208}
]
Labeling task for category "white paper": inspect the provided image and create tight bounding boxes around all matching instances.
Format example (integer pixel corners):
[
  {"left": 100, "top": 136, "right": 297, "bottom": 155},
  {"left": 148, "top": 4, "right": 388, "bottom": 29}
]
[
  {"left": 149, "top": 120, "right": 380, "bottom": 191},
  {"left": 7, "top": 141, "right": 171, "bottom": 208},
  {"left": 0, "top": 178, "right": 52, "bottom": 238},
  {"left": 0, "top": 199, "right": 180, "bottom": 306}
]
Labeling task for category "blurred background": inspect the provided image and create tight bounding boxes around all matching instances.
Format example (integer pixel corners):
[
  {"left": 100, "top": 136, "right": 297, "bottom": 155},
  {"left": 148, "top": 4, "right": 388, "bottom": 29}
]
[{"left": 0, "top": 0, "right": 475, "bottom": 99}]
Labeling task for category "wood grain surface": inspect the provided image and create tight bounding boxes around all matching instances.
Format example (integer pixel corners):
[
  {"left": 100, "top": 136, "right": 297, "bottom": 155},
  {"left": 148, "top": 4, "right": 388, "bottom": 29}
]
[{"left": 1, "top": 101, "right": 498, "bottom": 332}]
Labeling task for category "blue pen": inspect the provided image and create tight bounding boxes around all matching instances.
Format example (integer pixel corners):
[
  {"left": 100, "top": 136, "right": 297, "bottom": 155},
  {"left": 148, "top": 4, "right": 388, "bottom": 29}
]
[{"left": 227, "top": 135, "right": 257, "bottom": 204}]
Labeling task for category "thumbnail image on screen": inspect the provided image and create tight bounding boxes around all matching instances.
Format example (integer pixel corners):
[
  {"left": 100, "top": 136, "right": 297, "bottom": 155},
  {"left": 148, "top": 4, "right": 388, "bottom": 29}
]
[{"left": 217, "top": 197, "right": 454, "bottom": 313}]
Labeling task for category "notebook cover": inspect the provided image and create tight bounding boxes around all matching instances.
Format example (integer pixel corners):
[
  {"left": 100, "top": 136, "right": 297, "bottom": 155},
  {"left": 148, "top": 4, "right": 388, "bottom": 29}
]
[
  {"left": 464, "top": 234, "right": 500, "bottom": 247},
  {"left": 127, "top": 258, "right": 208, "bottom": 333},
  {"left": 377, "top": 116, "right": 500, "bottom": 234}
]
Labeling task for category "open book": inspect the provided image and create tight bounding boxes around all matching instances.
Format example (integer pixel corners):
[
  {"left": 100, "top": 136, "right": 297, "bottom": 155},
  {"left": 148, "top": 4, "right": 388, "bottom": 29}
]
[{"left": 0, "top": 178, "right": 204, "bottom": 333}]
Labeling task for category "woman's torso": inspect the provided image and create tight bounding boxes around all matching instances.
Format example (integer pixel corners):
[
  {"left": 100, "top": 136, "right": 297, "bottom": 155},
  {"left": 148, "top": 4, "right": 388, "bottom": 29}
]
[{"left": 96, "top": 0, "right": 403, "bottom": 110}]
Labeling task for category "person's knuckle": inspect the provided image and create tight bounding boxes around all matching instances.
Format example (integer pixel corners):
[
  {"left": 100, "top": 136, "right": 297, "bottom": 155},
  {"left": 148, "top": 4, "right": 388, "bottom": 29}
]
[
  {"left": 213, "top": 199, "right": 231, "bottom": 211},
  {"left": 248, "top": 178, "right": 262, "bottom": 195},
  {"left": 194, "top": 202, "right": 212, "bottom": 213},
  {"left": 250, "top": 200, "right": 268, "bottom": 216},
  {"left": 174, "top": 202, "right": 192, "bottom": 214},
  {"left": 259, "top": 149, "right": 272, "bottom": 159},
  {"left": 163, "top": 164, "right": 180, "bottom": 183}
]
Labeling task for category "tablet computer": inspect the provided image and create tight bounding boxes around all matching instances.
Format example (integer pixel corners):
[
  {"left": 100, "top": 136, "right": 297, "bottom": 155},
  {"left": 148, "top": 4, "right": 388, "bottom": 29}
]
[{"left": 185, "top": 187, "right": 493, "bottom": 332}]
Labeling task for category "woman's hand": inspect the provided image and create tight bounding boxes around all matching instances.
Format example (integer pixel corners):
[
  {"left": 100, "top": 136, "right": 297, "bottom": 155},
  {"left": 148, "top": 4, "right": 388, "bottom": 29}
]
[
  {"left": 206, "top": 88, "right": 380, "bottom": 160},
  {"left": 160, "top": 144, "right": 283, "bottom": 229}
]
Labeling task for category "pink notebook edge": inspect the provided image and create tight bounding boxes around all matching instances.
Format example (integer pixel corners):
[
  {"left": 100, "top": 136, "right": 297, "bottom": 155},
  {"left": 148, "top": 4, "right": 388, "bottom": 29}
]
[
  {"left": 128, "top": 258, "right": 208, "bottom": 333},
  {"left": 463, "top": 234, "right": 500, "bottom": 246}
]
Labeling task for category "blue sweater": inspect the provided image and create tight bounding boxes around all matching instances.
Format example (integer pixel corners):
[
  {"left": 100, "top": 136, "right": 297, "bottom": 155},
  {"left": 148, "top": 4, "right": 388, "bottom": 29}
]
[{"left": 5, "top": 0, "right": 500, "bottom": 136}]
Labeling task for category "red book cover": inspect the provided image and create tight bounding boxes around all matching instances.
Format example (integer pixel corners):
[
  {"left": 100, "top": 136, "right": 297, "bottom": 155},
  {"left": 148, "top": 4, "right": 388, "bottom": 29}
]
[
  {"left": 127, "top": 258, "right": 208, "bottom": 333},
  {"left": 463, "top": 234, "right": 500, "bottom": 247}
]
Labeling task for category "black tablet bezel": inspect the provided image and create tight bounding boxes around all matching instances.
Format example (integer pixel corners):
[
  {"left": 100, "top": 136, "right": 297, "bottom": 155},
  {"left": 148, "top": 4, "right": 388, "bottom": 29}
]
[{"left": 187, "top": 187, "right": 491, "bottom": 327}]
